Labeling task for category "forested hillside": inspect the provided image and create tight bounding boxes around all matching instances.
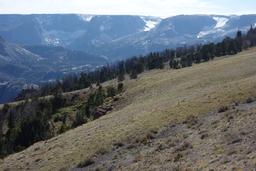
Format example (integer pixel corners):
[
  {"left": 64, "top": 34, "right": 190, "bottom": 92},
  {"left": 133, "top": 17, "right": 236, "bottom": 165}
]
[{"left": 0, "top": 25, "right": 255, "bottom": 158}]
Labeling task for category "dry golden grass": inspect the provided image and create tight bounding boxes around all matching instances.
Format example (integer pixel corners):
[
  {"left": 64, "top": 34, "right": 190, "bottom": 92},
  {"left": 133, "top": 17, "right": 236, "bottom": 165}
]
[{"left": 2, "top": 48, "right": 256, "bottom": 170}]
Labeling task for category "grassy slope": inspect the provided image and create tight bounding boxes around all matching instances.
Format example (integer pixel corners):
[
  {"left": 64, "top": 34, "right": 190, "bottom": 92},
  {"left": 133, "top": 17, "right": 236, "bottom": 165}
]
[
  {"left": 77, "top": 98, "right": 256, "bottom": 170},
  {"left": 2, "top": 48, "right": 256, "bottom": 170}
]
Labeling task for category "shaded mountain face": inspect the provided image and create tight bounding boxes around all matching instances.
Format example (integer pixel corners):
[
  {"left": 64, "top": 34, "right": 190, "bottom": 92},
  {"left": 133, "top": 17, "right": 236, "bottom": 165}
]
[
  {"left": 0, "top": 36, "right": 106, "bottom": 103},
  {"left": 1, "top": 14, "right": 256, "bottom": 60},
  {"left": 0, "top": 14, "right": 161, "bottom": 59},
  {"left": 68, "top": 15, "right": 148, "bottom": 54},
  {"left": 0, "top": 14, "right": 157, "bottom": 47},
  {"left": 0, "top": 15, "right": 43, "bottom": 45}
]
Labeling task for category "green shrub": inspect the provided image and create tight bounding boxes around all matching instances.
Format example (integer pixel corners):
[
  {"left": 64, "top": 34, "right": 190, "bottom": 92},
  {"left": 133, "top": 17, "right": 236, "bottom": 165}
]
[
  {"left": 118, "top": 73, "right": 125, "bottom": 82},
  {"left": 130, "top": 71, "right": 138, "bottom": 79},
  {"left": 58, "top": 123, "right": 69, "bottom": 134},
  {"left": 54, "top": 113, "right": 67, "bottom": 123},
  {"left": 87, "top": 88, "right": 105, "bottom": 107},
  {"left": 118, "top": 83, "right": 124, "bottom": 92},
  {"left": 107, "top": 86, "right": 117, "bottom": 97},
  {"left": 73, "top": 110, "right": 86, "bottom": 127}
]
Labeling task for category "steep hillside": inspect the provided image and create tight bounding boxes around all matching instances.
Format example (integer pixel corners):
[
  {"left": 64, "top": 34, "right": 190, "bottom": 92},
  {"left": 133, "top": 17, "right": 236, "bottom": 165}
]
[
  {"left": 24, "top": 45, "right": 107, "bottom": 72},
  {"left": 0, "top": 36, "right": 49, "bottom": 81},
  {"left": 2, "top": 48, "right": 256, "bottom": 170}
]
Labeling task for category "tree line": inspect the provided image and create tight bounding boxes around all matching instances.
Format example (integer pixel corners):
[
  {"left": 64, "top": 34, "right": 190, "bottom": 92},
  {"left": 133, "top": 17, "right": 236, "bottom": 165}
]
[{"left": 16, "top": 26, "right": 256, "bottom": 100}]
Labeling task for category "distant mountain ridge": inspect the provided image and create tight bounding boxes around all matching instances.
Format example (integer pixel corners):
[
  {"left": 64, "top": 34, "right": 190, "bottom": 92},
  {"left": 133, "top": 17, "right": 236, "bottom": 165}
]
[
  {"left": 0, "top": 36, "right": 106, "bottom": 103},
  {"left": 0, "top": 14, "right": 256, "bottom": 60},
  {"left": 0, "top": 14, "right": 256, "bottom": 102}
]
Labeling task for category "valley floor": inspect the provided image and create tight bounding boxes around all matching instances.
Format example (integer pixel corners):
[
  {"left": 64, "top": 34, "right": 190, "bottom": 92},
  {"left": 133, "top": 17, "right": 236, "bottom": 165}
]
[{"left": 2, "top": 48, "right": 256, "bottom": 170}]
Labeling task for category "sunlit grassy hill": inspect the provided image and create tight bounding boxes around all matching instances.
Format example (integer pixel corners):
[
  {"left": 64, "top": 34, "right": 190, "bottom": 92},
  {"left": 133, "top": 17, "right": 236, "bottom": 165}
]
[{"left": 2, "top": 48, "right": 256, "bottom": 170}]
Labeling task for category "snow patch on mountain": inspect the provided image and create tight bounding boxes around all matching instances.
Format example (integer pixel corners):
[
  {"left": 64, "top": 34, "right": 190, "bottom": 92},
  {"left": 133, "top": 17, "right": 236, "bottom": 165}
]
[
  {"left": 141, "top": 17, "right": 161, "bottom": 32},
  {"left": 45, "top": 37, "right": 61, "bottom": 46},
  {"left": 78, "top": 14, "right": 94, "bottom": 22},
  {"left": 197, "top": 16, "right": 229, "bottom": 38},
  {"left": 213, "top": 17, "right": 229, "bottom": 29},
  {"left": 144, "top": 20, "right": 158, "bottom": 31}
]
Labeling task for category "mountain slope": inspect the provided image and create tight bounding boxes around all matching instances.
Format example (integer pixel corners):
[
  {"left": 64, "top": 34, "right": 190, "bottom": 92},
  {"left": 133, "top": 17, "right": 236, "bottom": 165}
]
[
  {"left": 106, "top": 15, "right": 256, "bottom": 59},
  {"left": 0, "top": 15, "right": 43, "bottom": 45},
  {"left": 24, "top": 45, "right": 107, "bottom": 72},
  {"left": 0, "top": 36, "right": 48, "bottom": 102},
  {"left": 0, "top": 37, "right": 107, "bottom": 103},
  {"left": 2, "top": 48, "right": 256, "bottom": 170},
  {"left": 0, "top": 36, "right": 106, "bottom": 82},
  {"left": 1, "top": 14, "right": 256, "bottom": 60},
  {"left": 0, "top": 14, "right": 152, "bottom": 47},
  {"left": 0, "top": 36, "right": 48, "bottom": 80}
]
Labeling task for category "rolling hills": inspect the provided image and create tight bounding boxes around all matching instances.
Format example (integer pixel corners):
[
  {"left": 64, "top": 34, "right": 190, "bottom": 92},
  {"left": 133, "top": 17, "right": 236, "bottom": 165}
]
[{"left": 1, "top": 47, "right": 256, "bottom": 170}]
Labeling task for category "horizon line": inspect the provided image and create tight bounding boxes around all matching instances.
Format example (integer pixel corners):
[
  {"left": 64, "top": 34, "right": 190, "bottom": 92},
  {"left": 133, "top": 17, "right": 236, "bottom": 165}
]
[{"left": 0, "top": 13, "right": 255, "bottom": 18}]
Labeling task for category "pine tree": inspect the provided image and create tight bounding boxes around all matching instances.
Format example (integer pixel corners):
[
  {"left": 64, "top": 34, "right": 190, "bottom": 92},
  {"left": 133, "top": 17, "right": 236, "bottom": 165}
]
[
  {"left": 117, "top": 82, "right": 124, "bottom": 92},
  {"left": 73, "top": 110, "right": 86, "bottom": 127},
  {"left": 130, "top": 70, "right": 138, "bottom": 79},
  {"left": 118, "top": 73, "right": 125, "bottom": 82}
]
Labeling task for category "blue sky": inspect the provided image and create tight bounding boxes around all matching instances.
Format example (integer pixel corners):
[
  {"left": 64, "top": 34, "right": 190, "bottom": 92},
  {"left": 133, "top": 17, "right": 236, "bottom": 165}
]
[{"left": 0, "top": 0, "right": 255, "bottom": 17}]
